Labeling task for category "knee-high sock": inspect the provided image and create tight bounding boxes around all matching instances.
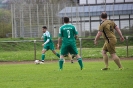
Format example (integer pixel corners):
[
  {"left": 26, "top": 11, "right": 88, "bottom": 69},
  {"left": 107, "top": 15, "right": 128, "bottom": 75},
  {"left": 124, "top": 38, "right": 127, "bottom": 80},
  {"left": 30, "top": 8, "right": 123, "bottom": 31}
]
[
  {"left": 56, "top": 53, "right": 60, "bottom": 58},
  {"left": 41, "top": 54, "right": 45, "bottom": 61},
  {"left": 59, "top": 59, "right": 64, "bottom": 70},
  {"left": 103, "top": 55, "right": 108, "bottom": 68},
  {"left": 113, "top": 56, "right": 122, "bottom": 68},
  {"left": 78, "top": 58, "right": 83, "bottom": 70}
]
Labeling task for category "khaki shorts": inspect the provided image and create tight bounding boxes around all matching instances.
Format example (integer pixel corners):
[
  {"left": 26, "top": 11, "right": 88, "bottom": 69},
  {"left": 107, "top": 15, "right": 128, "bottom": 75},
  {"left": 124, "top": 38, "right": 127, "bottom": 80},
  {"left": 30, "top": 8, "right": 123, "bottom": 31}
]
[{"left": 103, "top": 39, "right": 117, "bottom": 54}]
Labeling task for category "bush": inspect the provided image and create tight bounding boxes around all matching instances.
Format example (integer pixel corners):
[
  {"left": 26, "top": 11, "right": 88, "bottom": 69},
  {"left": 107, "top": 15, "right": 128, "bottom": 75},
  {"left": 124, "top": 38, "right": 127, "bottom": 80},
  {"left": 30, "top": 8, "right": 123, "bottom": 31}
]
[{"left": 0, "top": 9, "right": 11, "bottom": 38}]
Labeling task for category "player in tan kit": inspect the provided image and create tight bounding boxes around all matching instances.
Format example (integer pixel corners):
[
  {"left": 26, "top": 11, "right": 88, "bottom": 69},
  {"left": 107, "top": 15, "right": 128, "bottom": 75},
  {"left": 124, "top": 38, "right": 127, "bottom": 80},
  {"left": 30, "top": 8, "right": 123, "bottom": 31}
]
[{"left": 94, "top": 12, "right": 125, "bottom": 70}]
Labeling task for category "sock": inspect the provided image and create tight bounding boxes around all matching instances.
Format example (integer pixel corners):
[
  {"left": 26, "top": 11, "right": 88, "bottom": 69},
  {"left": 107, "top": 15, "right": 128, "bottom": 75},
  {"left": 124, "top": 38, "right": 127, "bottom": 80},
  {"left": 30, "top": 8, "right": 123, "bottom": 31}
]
[
  {"left": 56, "top": 53, "right": 60, "bottom": 58},
  {"left": 59, "top": 59, "right": 64, "bottom": 70},
  {"left": 103, "top": 55, "right": 108, "bottom": 68},
  {"left": 78, "top": 58, "right": 83, "bottom": 70},
  {"left": 41, "top": 54, "right": 45, "bottom": 61},
  {"left": 113, "top": 56, "right": 122, "bottom": 68}
]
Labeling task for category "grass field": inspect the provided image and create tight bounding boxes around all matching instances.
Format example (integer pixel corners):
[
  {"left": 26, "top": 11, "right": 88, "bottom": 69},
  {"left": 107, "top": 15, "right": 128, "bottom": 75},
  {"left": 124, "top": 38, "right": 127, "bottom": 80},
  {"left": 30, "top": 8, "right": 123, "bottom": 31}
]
[
  {"left": 0, "top": 60, "right": 133, "bottom": 88},
  {"left": 0, "top": 47, "right": 133, "bottom": 61}
]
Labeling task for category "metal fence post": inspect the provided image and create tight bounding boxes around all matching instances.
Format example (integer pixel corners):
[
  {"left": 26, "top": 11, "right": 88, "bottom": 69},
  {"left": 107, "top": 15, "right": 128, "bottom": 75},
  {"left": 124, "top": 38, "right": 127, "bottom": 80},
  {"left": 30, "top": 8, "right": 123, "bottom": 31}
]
[
  {"left": 126, "top": 36, "right": 129, "bottom": 57},
  {"left": 37, "top": 4, "right": 39, "bottom": 37},
  {"left": 79, "top": 38, "right": 82, "bottom": 57},
  {"left": 29, "top": 4, "right": 32, "bottom": 37},
  {"left": 34, "top": 40, "right": 37, "bottom": 60}
]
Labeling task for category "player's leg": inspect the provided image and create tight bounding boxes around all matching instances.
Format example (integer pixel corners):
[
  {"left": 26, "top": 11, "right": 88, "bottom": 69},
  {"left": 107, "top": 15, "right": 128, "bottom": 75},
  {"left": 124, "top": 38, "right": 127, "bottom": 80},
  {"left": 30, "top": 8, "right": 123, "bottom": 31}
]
[
  {"left": 101, "top": 50, "right": 109, "bottom": 70},
  {"left": 68, "top": 53, "right": 74, "bottom": 63},
  {"left": 41, "top": 49, "right": 47, "bottom": 62},
  {"left": 50, "top": 43, "right": 60, "bottom": 58},
  {"left": 110, "top": 53, "right": 122, "bottom": 69},
  {"left": 63, "top": 54, "right": 68, "bottom": 63},
  {"left": 75, "top": 54, "right": 83, "bottom": 70},
  {"left": 51, "top": 50, "right": 60, "bottom": 58},
  {"left": 72, "top": 54, "right": 75, "bottom": 59},
  {"left": 59, "top": 55, "right": 64, "bottom": 70},
  {"left": 41, "top": 45, "right": 49, "bottom": 62},
  {"left": 69, "top": 44, "right": 83, "bottom": 70},
  {"left": 59, "top": 44, "right": 68, "bottom": 70},
  {"left": 108, "top": 39, "right": 123, "bottom": 69},
  {"left": 101, "top": 43, "right": 109, "bottom": 70}
]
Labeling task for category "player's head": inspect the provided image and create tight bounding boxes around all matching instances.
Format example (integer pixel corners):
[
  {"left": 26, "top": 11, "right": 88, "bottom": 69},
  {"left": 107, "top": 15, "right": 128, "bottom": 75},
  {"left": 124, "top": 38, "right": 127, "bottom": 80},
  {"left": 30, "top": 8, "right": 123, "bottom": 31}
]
[
  {"left": 101, "top": 12, "right": 107, "bottom": 20},
  {"left": 42, "top": 26, "right": 47, "bottom": 33},
  {"left": 63, "top": 17, "right": 69, "bottom": 23}
]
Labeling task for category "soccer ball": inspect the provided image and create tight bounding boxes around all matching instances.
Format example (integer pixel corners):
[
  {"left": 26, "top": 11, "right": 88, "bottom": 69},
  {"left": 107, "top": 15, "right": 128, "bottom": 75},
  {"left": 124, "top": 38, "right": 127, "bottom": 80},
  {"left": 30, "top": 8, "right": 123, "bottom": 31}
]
[{"left": 34, "top": 60, "right": 40, "bottom": 64}]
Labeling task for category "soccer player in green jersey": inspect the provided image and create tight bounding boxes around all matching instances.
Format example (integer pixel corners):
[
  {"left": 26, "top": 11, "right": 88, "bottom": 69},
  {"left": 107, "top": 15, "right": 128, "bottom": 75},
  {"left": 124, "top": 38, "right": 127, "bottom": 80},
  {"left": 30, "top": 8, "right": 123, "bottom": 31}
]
[
  {"left": 57, "top": 17, "right": 83, "bottom": 70},
  {"left": 41, "top": 26, "right": 60, "bottom": 62}
]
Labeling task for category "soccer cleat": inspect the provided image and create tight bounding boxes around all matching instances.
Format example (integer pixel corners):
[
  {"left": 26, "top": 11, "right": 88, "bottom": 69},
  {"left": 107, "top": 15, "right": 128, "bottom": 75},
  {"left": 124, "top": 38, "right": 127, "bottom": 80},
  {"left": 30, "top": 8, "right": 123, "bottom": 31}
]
[
  {"left": 115, "top": 67, "right": 124, "bottom": 70},
  {"left": 101, "top": 68, "right": 110, "bottom": 70},
  {"left": 81, "top": 67, "right": 83, "bottom": 70},
  {"left": 39, "top": 60, "right": 44, "bottom": 64},
  {"left": 40, "top": 62, "right": 44, "bottom": 64},
  {"left": 119, "top": 68, "right": 124, "bottom": 70},
  {"left": 71, "top": 60, "right": 74, "bottom": 63},
  {"left": 59, "top": 69, "right": 63, "bottom": 71}
]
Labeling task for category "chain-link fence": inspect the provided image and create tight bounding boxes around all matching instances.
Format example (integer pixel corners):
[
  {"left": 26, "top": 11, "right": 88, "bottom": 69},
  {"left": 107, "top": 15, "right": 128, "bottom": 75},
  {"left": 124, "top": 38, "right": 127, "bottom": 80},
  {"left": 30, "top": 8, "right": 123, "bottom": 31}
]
[
  {"left": 0, "top": 0, "right": 133, "bottom": 38},
  {"left": 10, "top": 0, "right": 78, "bottom": 38}
]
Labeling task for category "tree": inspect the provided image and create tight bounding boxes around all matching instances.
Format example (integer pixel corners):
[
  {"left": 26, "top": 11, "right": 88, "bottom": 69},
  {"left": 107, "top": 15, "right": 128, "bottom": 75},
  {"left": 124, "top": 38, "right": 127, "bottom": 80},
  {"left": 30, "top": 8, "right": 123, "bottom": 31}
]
[{"left": 0, "top": 9, "right": 11, "bottom": 38}]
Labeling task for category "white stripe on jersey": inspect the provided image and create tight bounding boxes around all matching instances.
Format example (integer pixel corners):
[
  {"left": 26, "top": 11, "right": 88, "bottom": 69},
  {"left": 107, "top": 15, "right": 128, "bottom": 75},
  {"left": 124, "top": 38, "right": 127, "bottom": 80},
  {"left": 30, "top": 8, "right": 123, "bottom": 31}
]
[{"left": 43, "top": 31, "right": 50, "bottom": 37}]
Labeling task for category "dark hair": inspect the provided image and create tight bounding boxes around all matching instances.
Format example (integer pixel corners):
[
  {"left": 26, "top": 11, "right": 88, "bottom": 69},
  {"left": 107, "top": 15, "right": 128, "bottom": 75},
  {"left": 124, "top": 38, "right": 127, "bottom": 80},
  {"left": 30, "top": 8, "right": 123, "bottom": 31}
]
[
  {"left": 64, "top": 17, "right": 69, "bottom": 23},
  {"left": 101, "top": 12, "right": 107, "bottom": 19},
  {"left": 42, "top": 26, "right": 47, "bottom": 29}
]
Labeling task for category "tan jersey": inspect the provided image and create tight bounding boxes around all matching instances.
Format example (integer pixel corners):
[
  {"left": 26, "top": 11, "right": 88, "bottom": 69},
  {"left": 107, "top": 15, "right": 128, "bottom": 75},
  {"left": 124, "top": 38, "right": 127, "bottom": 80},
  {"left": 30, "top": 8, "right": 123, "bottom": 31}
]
[{"left": 99, "top": 20, "right": 117, "bottom": 43}]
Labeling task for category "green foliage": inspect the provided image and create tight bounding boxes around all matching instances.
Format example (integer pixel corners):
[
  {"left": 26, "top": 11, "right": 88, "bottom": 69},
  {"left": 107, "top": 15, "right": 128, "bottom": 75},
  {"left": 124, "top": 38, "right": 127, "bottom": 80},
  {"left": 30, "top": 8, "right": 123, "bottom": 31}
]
[
  {"left": 0, "top": 9, "right": 11, "bottom": 38},
  {"left": 0, "top": 61, "right": 133, "bottom": 88}
]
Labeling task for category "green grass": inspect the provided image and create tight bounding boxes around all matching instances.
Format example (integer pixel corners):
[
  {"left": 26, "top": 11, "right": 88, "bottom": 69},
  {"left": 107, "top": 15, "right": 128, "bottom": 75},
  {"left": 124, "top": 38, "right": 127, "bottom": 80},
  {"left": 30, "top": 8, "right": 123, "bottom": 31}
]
[
  {"left": 0, "top": 37, "right": 133, "bottom": 51},
  {"left": 0, "top": 60, "right": 133, "bottom": 88},
  {"left": 0, "top": 47, "right": 133, "bottom": 61}
]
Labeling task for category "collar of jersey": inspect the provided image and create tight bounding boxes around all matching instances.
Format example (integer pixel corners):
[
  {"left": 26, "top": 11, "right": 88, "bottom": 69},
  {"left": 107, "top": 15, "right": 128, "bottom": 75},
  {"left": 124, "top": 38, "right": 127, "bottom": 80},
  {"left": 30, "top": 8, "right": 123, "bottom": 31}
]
[{"left": 64, "top": 23, "right": 71, "bottom": 25}]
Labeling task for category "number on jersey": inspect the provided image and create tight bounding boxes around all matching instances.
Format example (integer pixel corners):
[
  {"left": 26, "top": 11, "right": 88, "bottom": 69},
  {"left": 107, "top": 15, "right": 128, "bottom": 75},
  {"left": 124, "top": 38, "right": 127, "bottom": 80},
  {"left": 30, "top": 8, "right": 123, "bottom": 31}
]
[{"left": 67, "top": 30, "right": 70, "bottom": 38}]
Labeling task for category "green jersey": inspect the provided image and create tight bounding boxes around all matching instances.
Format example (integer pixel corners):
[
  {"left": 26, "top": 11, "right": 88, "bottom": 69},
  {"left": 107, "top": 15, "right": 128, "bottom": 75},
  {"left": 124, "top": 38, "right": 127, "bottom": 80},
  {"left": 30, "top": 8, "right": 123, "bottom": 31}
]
[
  {"left": 59, "top": 23, "right": 78, "bottom": 44},
  {"left": 42, "top": 31, "right": 53, "bottom": 45}
]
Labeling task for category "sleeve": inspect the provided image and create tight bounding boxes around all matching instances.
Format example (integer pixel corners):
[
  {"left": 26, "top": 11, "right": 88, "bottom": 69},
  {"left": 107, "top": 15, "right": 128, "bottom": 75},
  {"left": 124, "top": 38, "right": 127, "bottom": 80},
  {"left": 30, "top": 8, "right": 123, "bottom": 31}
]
[
  {"left": 98, "top": 25, "right": 104, "bottom": 32},
  {"left": 41, "top": 35, "right": 43, "bottom": 39},
  {"left": 41, "top": 33, "right": 45, "bottom": 39},
  {"left": 73, "top": 26, "right": 78, "bottom": 35},
  {"left": 113, "top": 21, "right": 117, "bottom": 28},
  {"left": 59, "top": 27, "right": 62, "bottom": 37},
  {"left": 44, "top": 39, "right": 50, "bottom": 44},
  {"left": 46, "top": 32, "right": 50, "bottom": 39},
  {"left": 44, "top": 32, "right": 50, "bottom": 44},
  {"left": 98, "top": 21, "right": 105, "bottom": 32}
]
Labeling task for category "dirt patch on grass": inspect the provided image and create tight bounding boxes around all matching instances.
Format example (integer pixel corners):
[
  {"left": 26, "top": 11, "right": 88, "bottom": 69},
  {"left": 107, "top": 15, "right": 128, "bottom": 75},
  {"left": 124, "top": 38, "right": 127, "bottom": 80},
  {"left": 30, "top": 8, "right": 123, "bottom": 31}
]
[{"left": 0, "top": 58, "right": 132, "bottom": 65}]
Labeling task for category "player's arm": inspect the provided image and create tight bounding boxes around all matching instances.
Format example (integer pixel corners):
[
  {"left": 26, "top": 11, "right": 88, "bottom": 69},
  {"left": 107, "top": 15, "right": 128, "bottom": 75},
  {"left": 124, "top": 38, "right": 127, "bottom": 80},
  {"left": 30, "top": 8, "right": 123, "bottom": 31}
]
[
  {"left": 115, "top": 26, "right": 125, "bottom": 42},
  {"left": 57, "top": 27, "right": 62, "bottom": 49},
  {"left": 75, "top": 35, "right": 78, "bottom": 40},
  {"left": 57, "top": 37, "right": 62, "bottom": 48},
  {"left": 94, "top": 25, "right": 103, "bottom": 45},
  {"left": 74, "top": 26, "right": 78, "bottom": 40},
  {"left": 42, "top": 33, "right": 50, "bottom": 46},
  {"left": 94, "top": 31, "right": 102, "bottom": 45},
  {"left": 41, "top": 36, "right": 43, "bottom": 39}
]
